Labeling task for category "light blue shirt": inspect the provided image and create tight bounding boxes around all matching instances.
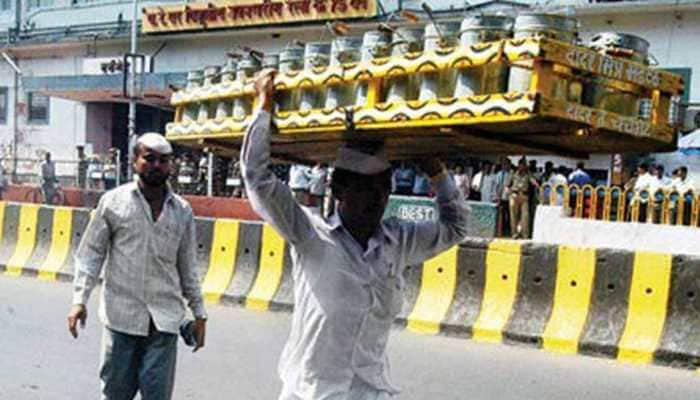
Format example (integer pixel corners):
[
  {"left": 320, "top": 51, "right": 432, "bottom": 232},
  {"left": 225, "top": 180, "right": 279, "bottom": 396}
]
[{"left": 241, "top": 110, "right": 469, "bottom": 400}]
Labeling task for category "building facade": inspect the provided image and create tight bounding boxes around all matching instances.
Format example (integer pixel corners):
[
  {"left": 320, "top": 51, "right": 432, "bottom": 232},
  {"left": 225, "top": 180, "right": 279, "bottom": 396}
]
[{"left": 0, "top": 0, "right": 697, "bottom": 179}]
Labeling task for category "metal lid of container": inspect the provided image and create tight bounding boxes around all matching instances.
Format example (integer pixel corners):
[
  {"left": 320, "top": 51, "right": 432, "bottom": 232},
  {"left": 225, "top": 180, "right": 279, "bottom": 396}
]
[
  {"left": 513, "top": 13, "right": 578, "bottom": 34},
  {"left": 332, "top": 36, "right": 363, "bottom": 52},
  {"left": 280, "top": 47, "right": 304, "bottom": 63},
  {"left": 187, "top": 70, "right": 204, "bottom": 81},
  {"left": 238, "top": 55, "right": 261, "bottom": 70},
  {"left": 391, "top": 27, "right": 424, "bottom": 44},
  {"left": 589, "top": 32, "right": 650, "bottom": 55},
  {"left": 362, "top": 30, "right": 393, "bottom": 46},
  {"left": 460, "top": 15, "right": 513, "bottom": 32},
  {"left": 203, "top": 65, "right": 221, "bottom": 78},
  {"left": 262, "top": 54, "right": 280, "bottom": 69},
  {"left": 423, "top": 22, "right": 462, "bottom": 39},
  {"left": 304, "top": 42, "right": 332, "bottom": 58}
]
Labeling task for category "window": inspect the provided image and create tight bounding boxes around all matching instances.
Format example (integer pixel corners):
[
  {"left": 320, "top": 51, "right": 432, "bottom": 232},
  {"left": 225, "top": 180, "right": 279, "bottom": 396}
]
[
  {"left": 28, "top": 92, "right": 50, "bottom": 125},
  {"left": 27, "top": 0, "right": 53, "bottom": 8},
  {"left": 0, "top": 88, "right": 7, "bottom": 125},
  {"left": 0, "top": 0, "right": 10, "bottom": 11}
]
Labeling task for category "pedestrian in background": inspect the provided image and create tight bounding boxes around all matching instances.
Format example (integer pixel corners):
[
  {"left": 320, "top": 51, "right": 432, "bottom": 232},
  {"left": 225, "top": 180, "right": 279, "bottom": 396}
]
[
  {"left": 568, "top": 161, "right": 592, "bottom": 187},
  {"left": 67, "top": 133, "right": 207, "bottom": 400},
  {"left": 40, "top": 151, "right": 57, "bottom": 204},
  {"left": 507, "top": 157, "right": 539, "bottom": 239}
]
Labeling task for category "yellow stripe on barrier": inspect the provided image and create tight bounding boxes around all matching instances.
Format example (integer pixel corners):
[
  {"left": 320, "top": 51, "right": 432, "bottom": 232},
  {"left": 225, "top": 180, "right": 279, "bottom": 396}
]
[
  {"left": 201, "top": 219, "right": 239, "bottom": 304},
  {"left": 5, "top": 204, "right": 40, "bottom": 277},
  {"left": 246, "top": 225, "right": 286, "bottom": 311},
  {"left": 542, "top": 246, "right": 596, "bottom": 354},
  {"left": 472, "top": 240, "right": 521, "bottom": 343},
  {"left": 37, "top": 208, "right": 74, "bottom": 281},
  {"left": 406, "top": 246, "right": 459, "bottom": 335},
  {"left": 617, "top": 251, "right": 672, "bottom": 364}
]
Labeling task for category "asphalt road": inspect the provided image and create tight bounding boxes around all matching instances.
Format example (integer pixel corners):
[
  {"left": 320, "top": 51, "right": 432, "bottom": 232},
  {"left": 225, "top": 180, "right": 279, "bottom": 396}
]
[{"left": 1, "top": 275, "right": 699, "bottom": 400}]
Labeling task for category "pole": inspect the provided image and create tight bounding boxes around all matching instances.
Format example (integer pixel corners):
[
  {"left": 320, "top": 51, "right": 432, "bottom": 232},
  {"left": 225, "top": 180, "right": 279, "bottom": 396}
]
[
  {"left": 116, "top": 148, "right": 122, "bottom": 186},
  {"left": 207, "top": 151, "right": 214, "bottom": 196},
  {"left": 127, "top": 0, "right": 138, "bottom": 181},
  {"left": 2, "top": 52, "right": 21, "bottom": 183}
]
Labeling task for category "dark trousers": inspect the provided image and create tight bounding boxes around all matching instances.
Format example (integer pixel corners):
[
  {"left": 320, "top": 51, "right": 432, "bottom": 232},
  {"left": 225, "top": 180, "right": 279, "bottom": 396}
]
[{"left": 100, "top": 323, "right": 178, "bottom": 400}]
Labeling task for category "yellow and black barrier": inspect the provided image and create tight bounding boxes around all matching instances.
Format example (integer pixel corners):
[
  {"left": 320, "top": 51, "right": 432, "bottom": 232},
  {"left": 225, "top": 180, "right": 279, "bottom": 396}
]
[{"left": 2, "top": 201, "right": 698, "bottom": 371}]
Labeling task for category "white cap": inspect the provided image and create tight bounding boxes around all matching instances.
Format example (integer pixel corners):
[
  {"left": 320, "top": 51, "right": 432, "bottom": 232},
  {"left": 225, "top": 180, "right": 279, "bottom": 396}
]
[
  {"left": 334, "top": 144, "right": 390, "bottom": 175},
  {"left": 137, "top": 133, "right": 173, "bottom": 155}
]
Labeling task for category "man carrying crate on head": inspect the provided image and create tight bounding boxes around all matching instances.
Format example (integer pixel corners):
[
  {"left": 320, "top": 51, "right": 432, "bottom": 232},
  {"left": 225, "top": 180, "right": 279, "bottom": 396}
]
[{"left": 241, "top": 68, "right": 469, "bottom": 400}]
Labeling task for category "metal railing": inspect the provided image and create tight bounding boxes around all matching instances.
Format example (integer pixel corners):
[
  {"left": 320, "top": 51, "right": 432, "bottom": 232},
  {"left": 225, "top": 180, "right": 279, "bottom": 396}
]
[{"left": 539, "top": 184, "right": 700, "bottom": 227}]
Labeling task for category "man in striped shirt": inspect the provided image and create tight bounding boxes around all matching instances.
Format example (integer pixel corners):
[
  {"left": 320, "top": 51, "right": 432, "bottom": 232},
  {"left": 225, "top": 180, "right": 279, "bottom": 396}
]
[{"left": 67, "top": 133, "right": 207, "bottom": 400}]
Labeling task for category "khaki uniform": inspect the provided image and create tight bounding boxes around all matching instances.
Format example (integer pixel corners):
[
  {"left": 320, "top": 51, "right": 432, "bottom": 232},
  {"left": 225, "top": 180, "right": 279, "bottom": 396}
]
[{"left": 508, "top": 171, "right": 533, "bottom": 239}]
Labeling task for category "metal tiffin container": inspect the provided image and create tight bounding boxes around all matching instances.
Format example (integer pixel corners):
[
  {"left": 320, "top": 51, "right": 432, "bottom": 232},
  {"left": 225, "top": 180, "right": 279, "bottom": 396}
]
[
  {"left": 277, "top": 47, "right": 305, "bottom": 111},
  {"left": 216, "top": 59, "right": 238, "bottom": 120},
  {"left": 355, "top": 30, "right": 393, "bottom": 106},
  {"left": 507, "top": 13, "right": 579, "bottom": 100},
  {"left": 183, "top": 70, "right": 203, "bottom": 123},
  {"left": 299, "top": 42, "right": 331, "bottom": 111},
  {"left": 385, "top": 27, "right": 424, "bottom": 103},
  {"left": 454, "top": 15, "right": 513, "bottom": 98},
  {"left": 583, "top": 32, "right": 651, "bottom": 117},
  {"left": 232, "top": 54, "right": 261, "bottom": 120},
  {"left": 418, "top": 22, "right": 461, "bottom": 101},
  {"left": 198, "top": 65, "right": 221, "bottom": 122},
  {"left": 325, "top": 36, "right": 362, "bottom": 109}
]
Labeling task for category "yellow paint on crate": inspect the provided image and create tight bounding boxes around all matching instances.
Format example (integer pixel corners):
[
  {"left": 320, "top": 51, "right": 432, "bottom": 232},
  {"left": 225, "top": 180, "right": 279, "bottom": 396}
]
[
  {"left": 246, "top": 225, "right": 286, "bottom": 311},
  {"left": 407, "top": 246, "right": 459, "bottom": 334},
  {"left": 617, "top": 252, "right": 672, "bottom": 364},
  {"left": 37, "top": 208, "right": 73, "bottom": 281},
  {"left": 5, "top": 204, "right": 40, "bottom": 277},
  {"left": 472, "top": 240, "right": 522, "bottom": 343},
  {"left": 201, "top": 220, "right": 239, "bottom": 304},
  {"left": 542, "top": 246, "right": 596, "bottom": 354}
]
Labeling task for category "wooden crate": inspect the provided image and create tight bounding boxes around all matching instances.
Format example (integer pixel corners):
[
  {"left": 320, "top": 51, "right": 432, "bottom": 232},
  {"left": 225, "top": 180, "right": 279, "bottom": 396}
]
[{"left": 166, "top": 37, "right": 684, "bottom": 161}]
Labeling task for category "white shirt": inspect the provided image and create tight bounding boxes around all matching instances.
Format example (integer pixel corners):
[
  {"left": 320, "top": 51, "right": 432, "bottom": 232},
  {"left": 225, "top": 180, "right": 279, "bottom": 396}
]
[
  {"left": 634, "top": 172, "right": 658, "bottom": 193},
  {"left": 480, "top": 173, "right": 498, "bottom": 203},
  {"left": 548, "top": 173, "right": 568, "bottom": 187},
  {"left": 308, "top": 166, "right": 328, "bottom": 196},
  {"left": 289, "top": 164, "right": 312, "bottom": 191},
  {"left": 241, "top": 110, "right": 469, "bottom": 400}
]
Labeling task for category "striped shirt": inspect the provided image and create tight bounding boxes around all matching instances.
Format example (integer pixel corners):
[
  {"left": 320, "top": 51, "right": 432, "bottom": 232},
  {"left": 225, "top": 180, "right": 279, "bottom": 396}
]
[{"left": 72, "top": 180, "right": 206, "bottom": 336}]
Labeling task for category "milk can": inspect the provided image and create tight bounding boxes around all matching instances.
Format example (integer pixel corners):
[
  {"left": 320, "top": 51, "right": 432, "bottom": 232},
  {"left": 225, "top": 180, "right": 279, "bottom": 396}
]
[
  {"left": 232, "top": 55, "right": 261, "bottom": 120},
  {"left": 454, "top": 15, "right": 513, "bottom": 98},
  {"left": 355, "top": 30, "right": 392, "bottom": 106},
  {"left": 419, "top": 22, "right": 461, "bottom": 101},
  {"left": 183, "top": 70, "right": 203, "bottom": 123},
  {"left": 278, "top": 47, "right": 305, "bottom": 111},
  {"left": 583, "top": 32, "right": 650, "bottom": 117},
  {"left": 221, "top": 58, "right": 237, "bottom": 83},
  {"left": 385, "top": 28, "right": 424, "bottom": 103},
  {"left": 216, "top": 60, "right": 237, "bottom": 120},
  {"left": 198, "top": 66, "right": 221, "bottom": 122},
  {"left": 325, "top": 37, "right": 362, "bottom": 109},
  {"left": 299, "top": 42, "right": 331, "bottom": 111},
  {"left": 507, "top": 13, "right": 579, "bottom": 100}
]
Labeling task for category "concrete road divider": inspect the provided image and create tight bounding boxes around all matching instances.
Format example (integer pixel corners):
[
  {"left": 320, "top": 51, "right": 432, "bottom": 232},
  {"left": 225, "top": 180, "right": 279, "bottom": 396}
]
[{"left": 2, "top": 202, "right": 698, "bottom": 372}]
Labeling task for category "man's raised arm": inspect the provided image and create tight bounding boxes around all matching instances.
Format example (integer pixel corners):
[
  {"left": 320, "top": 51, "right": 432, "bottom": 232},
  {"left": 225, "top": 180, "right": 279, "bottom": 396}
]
[{"left": 240, "top": 69, "right": 314, "bottom": 245}]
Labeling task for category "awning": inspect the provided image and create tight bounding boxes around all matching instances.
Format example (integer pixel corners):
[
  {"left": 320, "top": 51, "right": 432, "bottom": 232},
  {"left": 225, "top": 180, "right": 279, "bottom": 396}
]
[{"left": 22, "top": 72, "right": 187, "bottom": 108}]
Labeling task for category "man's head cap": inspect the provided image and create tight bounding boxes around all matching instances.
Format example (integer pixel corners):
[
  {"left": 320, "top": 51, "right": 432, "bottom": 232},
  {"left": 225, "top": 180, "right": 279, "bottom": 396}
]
[
  {"left": 334, "top": 143, "right": 390, "bottom": 175},
  {"left": 137, "top": 133, "right": 172, "bottom": 155}
]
